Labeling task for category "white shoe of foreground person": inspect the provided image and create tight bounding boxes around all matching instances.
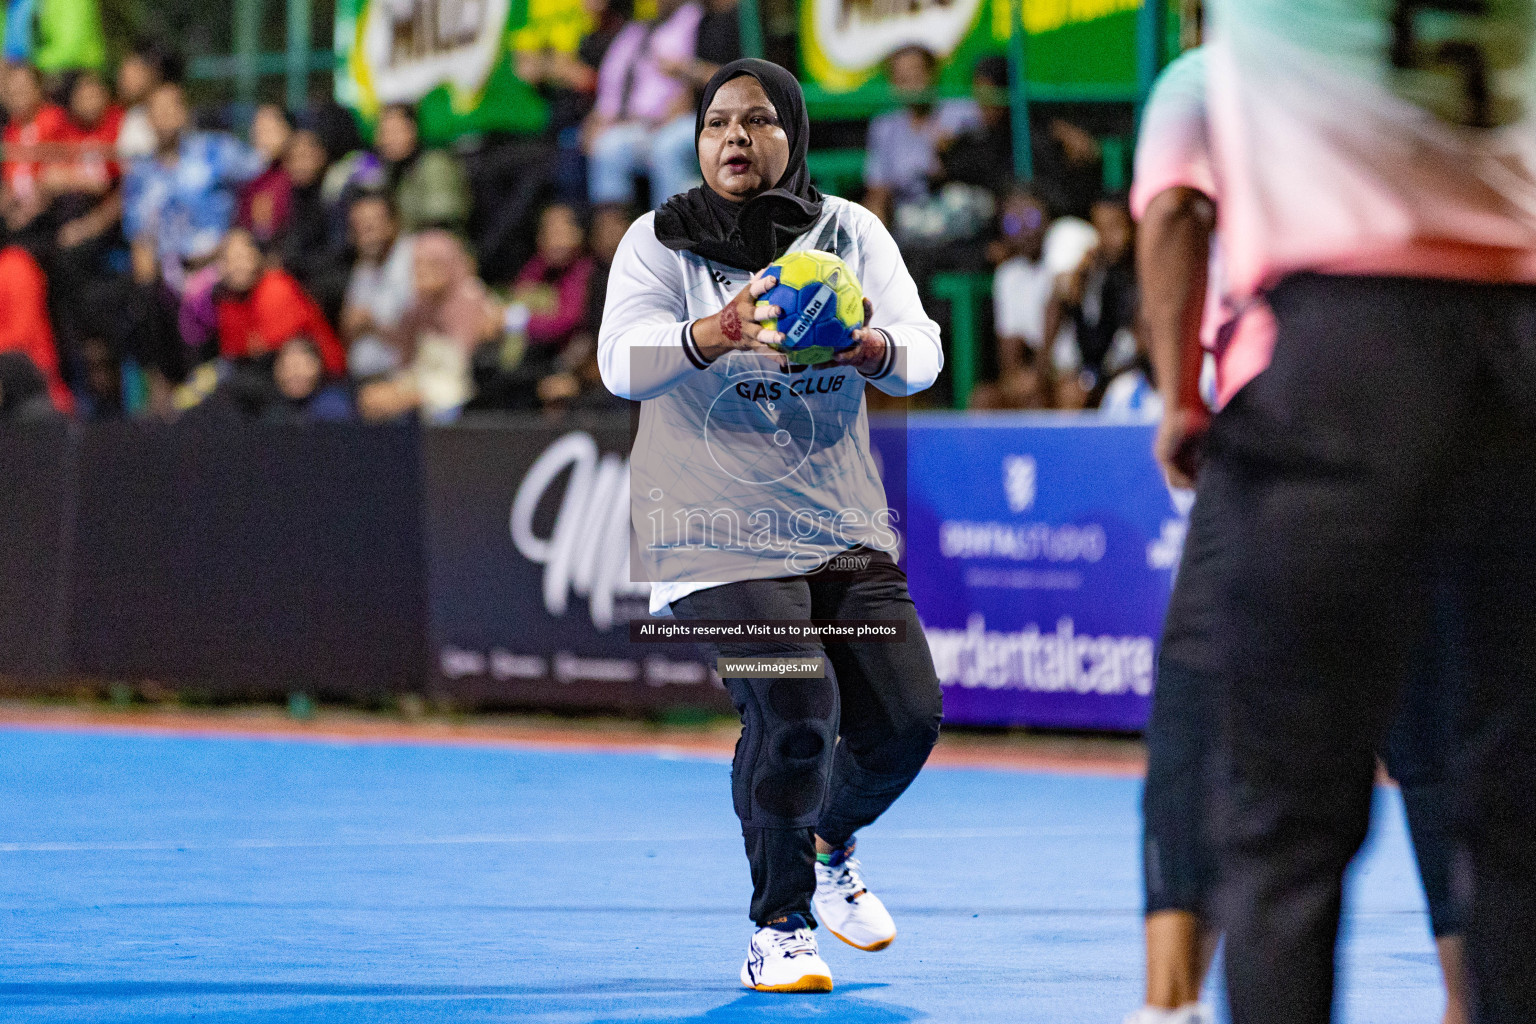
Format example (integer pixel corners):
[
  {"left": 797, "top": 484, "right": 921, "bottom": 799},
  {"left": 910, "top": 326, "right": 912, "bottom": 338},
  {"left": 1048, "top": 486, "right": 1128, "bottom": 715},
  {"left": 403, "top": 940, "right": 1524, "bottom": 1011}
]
[
  {"left": 812, "top": 840, "right": 897, "bottom": 951},
  {"left": 1123, "top": 1004, "right": 1214, "bottom": 1024},
  {"left": 740, "top": 913, "right": 834, "bottom": 993}
]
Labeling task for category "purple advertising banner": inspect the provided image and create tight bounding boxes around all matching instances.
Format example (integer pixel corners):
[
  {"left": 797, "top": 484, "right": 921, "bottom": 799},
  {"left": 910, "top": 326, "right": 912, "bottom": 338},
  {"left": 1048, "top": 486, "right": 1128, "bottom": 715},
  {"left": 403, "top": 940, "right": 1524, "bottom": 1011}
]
[{"left": 873, "top": 414, "right": 1188, "bottom": 731}]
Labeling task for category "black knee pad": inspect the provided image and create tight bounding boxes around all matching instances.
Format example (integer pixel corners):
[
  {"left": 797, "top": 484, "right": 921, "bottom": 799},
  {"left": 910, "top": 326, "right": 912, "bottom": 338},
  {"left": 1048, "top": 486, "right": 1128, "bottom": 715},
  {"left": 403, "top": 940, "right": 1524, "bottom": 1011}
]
[
  {"left": 741, "top": 677, "right": 837, "bottom": 827},
  {"left": 768, "top": 678, "right": 836, "bottom": 721}
]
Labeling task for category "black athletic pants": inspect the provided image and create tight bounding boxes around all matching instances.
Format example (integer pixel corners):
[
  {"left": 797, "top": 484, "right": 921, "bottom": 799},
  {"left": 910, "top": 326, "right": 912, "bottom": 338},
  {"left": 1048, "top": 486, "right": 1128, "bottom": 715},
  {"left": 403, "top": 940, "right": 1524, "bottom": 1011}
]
[
  {"left": 1145, "top": 470, "right": 1465, "bottom": 937},
  {"left": 1202, "top": 274, "right": 1536, "bottom": 1024},
  {"left": 1381, "top": 580, "right": 1467, "bottom": 940},
  {"left": 1142, "top": 450, "right": 1240, "bottom": 921},
  {"left": 672, "top": 550, "right": 943, "bottom": 927}
]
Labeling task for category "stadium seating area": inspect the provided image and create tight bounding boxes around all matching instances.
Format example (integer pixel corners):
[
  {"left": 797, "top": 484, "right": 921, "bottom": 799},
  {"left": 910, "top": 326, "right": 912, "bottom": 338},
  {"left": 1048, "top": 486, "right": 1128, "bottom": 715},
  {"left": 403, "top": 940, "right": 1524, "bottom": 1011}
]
[{"left": 0, "top": 11, "right": 1151, "bottom": 425}]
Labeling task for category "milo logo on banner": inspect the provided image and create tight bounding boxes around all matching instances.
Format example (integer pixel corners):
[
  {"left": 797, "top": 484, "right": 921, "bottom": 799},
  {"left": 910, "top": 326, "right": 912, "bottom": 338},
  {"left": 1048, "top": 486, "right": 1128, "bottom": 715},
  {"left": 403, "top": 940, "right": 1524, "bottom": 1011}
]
[
  {"left": 357, "top": 0, "right": 509, "bottom": 104},
  {"left": 804, "top": 0, "right": 988, "bottom": 91},
  {"left": 381, "top": 0, "right": 487, "bottom": 60},
  {"left": 337, "top": 0, "right": 571, "bottom": 139}
]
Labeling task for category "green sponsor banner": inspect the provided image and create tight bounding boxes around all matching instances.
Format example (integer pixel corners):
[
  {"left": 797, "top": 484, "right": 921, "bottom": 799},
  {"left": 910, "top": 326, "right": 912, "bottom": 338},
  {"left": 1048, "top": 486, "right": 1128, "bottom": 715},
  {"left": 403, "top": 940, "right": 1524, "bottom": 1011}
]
[
  {"left": 801, "top": 0, "right": 1141, "bottom": 99},
  {"left": 334, "top": 0, "right": 1146, "bottom": 140},
  {"left": 336, "top": 0, "right": 598, "bottom": 142},
  {"left": 36, "top": 0, "right": 107, "bottom": 71}
]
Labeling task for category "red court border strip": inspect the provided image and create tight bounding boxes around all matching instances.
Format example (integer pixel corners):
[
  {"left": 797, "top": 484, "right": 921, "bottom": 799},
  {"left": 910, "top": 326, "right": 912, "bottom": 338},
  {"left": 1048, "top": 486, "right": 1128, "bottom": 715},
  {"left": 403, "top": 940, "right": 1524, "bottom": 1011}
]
[{"left": 0, "top": 707, "right": 1146, "bottom": 778}]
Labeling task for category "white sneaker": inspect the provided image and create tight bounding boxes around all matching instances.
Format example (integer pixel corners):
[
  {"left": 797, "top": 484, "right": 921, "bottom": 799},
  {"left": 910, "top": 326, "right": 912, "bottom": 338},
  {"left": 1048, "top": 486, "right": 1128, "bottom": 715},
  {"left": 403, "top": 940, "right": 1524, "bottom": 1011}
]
[
  {"left": 1123, "top": 1005, "right": 1213, "bottom": 1024},
  {"left": 740, "top": 914, "right": 834, "bottom": 992},
  {"left": 812, "top": 841, "right": 897, "bottom": 951}
]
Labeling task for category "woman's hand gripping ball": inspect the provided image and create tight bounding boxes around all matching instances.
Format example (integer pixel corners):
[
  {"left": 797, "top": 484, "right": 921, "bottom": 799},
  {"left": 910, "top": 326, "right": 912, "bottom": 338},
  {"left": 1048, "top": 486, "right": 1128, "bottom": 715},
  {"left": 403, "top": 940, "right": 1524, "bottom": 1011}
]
[
  {"left": 691, "top": 271, "right": 788, "bottom": 362},
  {"left": 828, "top": 298, "right": 886, "bottom": 374}
]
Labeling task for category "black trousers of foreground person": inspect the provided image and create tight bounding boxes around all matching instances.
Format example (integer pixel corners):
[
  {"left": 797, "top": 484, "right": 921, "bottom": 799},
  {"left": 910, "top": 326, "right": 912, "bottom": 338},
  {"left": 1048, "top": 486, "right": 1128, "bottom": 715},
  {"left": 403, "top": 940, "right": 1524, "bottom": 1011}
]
[
  {"left": 671, "top": 549, "right": 943, "bottom": 926},
  {"left": 1145, "top": 460, "right": 1466, "bottom": 934},
  {"left": 1204, "top": 274, "right": 1536, "bottom": 1024}
]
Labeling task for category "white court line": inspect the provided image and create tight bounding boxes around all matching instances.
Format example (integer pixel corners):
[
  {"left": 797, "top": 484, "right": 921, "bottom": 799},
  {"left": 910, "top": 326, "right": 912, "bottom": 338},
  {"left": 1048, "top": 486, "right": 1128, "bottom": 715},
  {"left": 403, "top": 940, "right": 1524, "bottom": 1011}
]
[{"left": 0, "top": 826, "right": 1122, "bottom": 854}]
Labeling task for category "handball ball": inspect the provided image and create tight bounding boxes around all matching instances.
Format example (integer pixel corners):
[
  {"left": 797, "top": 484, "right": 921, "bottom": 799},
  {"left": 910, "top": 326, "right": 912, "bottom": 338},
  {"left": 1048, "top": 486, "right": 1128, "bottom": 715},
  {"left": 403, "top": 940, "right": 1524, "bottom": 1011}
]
[{"left": 756, "top": 250, "right": 864, "bottom": 365}]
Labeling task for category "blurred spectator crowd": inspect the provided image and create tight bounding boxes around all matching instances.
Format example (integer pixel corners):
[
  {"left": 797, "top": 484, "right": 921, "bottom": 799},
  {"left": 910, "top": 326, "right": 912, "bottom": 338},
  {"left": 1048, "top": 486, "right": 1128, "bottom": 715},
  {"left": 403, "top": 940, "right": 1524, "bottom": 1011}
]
[
  {"left": 860, "top": 46, "right": 1151, "bottom": 417},
  {"left": 0, "top": 3, "right": 1147, "bottom": 425}
]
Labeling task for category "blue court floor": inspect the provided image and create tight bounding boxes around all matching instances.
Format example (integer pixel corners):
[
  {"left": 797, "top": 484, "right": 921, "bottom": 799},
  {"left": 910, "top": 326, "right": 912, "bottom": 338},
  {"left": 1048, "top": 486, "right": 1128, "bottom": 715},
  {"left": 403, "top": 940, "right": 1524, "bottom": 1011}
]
[{"left": 0, "top": 728, "right": 1443, "bottom": 1023}]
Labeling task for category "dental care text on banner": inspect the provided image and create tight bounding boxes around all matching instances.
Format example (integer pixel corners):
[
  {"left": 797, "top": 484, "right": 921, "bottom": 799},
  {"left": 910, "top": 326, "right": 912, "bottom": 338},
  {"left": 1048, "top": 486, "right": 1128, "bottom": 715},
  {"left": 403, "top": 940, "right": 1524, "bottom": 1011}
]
[
  {"left": 801, "top": 0, "right": 1144, "bottom": 94},
  {"left": 870, "top": 416, "right": 1187, "bottom": 731}
]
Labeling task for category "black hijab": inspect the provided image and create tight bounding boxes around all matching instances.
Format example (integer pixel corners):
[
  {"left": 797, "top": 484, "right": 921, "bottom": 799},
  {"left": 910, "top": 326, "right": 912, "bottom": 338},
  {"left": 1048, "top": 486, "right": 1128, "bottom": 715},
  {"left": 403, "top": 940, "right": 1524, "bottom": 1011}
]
[{"left": 654, "top": 59, "right": 823, "bottom": 272}]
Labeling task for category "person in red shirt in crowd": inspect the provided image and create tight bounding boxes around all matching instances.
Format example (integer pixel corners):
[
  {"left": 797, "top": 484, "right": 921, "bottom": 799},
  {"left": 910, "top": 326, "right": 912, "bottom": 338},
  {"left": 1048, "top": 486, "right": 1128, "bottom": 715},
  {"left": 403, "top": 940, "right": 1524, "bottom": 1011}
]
[
  {"left": 46, "top": 71, "right": 136, "bottom": 409},
  {"left": 50, "top": 71, "right": 129, "bottom": 310},
  {"left": 56, "top": 70, "right": 124, "bottom": 195},
  {"left": 0, "top": 241, "right": 72, "bottom": 412},
  {"left": 214, "top": 228, "right": 345, "bottom": 375},
  {"left": 236, "top": 104, "right": 294, "bottom": 244},
  {"left": 1, "top": 62, "right": 72, "bottom": 231}
]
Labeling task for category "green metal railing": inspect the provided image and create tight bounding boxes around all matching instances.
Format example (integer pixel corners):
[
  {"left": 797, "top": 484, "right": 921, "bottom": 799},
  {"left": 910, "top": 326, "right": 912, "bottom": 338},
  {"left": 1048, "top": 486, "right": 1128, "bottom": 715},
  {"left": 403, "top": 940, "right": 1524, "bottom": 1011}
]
[
  {"left": 805, "top": 148, "right": 865, "bottom": 197},
  {"left": 930, "top": 272, "right": 994, "bottom": 410},
  {"left": 1007, "top": 0, "right": 1031, "bottom": 178},
  {"left": 187, "top": 0, "right": 337, "bottom": 109},
  {"left": 738, "top": 0, "right": 765, "bottom": 60},
  {"left": 188, "top": 51, "right": 339, "bottom": 89}
]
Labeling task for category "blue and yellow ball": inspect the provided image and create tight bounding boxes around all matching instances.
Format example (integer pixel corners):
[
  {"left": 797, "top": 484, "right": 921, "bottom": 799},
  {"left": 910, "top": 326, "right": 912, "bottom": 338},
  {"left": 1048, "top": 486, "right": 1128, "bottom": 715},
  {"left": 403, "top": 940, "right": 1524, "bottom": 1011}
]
[{"left": 756, "top": 250, "right": 864, "bottom": 365}]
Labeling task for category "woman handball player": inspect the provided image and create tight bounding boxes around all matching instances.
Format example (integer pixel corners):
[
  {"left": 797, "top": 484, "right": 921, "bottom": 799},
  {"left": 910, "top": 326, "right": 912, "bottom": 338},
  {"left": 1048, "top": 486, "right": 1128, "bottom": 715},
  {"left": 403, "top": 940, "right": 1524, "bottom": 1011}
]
[{"left": 598, "top": 58, "right": 946, "bottom": 993}]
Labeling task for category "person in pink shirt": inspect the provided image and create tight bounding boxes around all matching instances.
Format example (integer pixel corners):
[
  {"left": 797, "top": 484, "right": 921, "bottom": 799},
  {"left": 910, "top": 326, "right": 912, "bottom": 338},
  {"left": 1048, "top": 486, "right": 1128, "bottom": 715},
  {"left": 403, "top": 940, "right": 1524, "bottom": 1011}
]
[
  {"left": 583, "top": 0, "right": 705, "bottom": 209},
  {"left": 470, "top": 203, "right": 597, "bottom": 411},
  {"left": 511, "top": 203, "right": 595, "bottom": 361},
  {"left": 236, "top": 104, "right": 295, "bottom": 244},
  {"left": 1127, "top": 44, "right": 1470, "bottom": 1024},
  {"left": 1193, "top": 3, "right": 1536, "bottom": 1020}
]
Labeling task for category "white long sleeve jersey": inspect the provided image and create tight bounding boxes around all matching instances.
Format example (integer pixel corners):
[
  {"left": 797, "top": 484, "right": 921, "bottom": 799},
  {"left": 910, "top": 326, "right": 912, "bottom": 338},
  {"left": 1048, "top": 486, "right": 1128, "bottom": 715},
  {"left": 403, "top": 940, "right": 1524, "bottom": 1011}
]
[{"left": 598, "top": 197, "right": 943, "bottom": 614}]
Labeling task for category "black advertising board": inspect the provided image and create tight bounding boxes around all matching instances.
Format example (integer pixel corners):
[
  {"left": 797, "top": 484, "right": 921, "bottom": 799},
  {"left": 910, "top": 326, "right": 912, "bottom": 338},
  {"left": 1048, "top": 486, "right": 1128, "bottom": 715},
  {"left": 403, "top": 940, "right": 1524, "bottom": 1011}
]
[
  {"left": 422, "top": 417, "right": 728, "bottom": 714},
  {"left": 0, "top": 417, "right": 727, "bottom": 714},
  {"left": 0, "top": 422, "right": 74, "bottom": 679},
  {"left": 68, "top": 422, "right": 429, "bottom": 700}
]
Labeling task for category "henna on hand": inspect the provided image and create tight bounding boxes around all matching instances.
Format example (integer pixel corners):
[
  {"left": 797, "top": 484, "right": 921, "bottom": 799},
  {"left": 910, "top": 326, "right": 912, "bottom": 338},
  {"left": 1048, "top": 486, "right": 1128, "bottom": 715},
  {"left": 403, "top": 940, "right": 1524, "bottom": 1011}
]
[{"left": 719, "top": 304, "right": 744, "bottom": 343}]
